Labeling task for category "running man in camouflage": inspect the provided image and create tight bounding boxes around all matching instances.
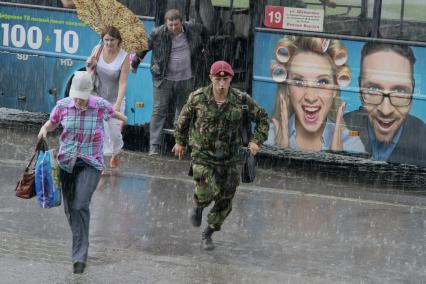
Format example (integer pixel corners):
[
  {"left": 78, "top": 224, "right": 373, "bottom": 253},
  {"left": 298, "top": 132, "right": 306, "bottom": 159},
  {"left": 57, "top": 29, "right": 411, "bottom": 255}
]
[{"left": 172, "top": 60, "right": 269, "bottom": 250}]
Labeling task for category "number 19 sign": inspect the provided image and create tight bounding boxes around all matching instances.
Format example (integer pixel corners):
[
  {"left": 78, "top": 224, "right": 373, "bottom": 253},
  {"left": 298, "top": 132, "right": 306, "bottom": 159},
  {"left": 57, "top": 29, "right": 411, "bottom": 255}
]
[{"left": 264, "top": 6, "right": 324, "bottom": 32}]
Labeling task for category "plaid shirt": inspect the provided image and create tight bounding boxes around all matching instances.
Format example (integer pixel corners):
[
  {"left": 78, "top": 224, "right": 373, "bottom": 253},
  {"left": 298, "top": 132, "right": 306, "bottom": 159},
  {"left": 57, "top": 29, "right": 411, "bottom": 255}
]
[{"left": 50, "top": 96, "right": 115, "bottom": 173}]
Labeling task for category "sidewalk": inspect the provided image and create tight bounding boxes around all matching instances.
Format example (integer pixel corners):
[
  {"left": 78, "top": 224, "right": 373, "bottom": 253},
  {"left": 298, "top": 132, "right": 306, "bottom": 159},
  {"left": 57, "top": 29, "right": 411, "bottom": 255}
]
[{"left": 0, "top": 127, "right": 425, "bottom": 283}]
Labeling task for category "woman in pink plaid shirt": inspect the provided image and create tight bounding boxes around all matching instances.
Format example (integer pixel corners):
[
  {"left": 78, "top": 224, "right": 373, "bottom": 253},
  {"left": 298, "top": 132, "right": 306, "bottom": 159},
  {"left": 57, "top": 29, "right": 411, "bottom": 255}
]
[{"left": 37, "top": 71, "right": 127, "bottom": 274}]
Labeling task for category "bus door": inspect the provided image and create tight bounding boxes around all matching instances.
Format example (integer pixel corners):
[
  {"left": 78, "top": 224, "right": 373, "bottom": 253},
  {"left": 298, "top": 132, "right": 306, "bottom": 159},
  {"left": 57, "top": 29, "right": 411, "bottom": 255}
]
[
  {"left": 125, "top": 17, "right": 154, "bottom": 126},
  {"left": 0, "top": 50, "right": 47, "bottom": 111},
  {"left": 200, "top": 0, "right": 254, "bottom": 91},
  {"left": 156, "top": 0, "right": 255, "bottom": 91}
]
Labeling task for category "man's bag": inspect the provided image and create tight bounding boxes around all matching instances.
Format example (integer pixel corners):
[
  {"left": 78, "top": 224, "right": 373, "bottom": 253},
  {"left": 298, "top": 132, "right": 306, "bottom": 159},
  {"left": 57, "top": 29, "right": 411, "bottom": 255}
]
[
  {"left": 240, "top": 94, "right": 256, "bottom": 183},
  {"left": 35, "top": 139, "right": 62, "bottom": 208},
  {"left": 241, "top": 151, "right": 256, "bottom": 183},
  {"left": 15, "top": 151, "right": 37, "bottom": 199}
]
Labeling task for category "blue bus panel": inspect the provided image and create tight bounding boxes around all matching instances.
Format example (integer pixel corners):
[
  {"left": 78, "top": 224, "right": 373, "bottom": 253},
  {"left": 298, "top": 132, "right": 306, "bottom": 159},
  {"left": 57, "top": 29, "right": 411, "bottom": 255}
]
[{"left": 0, "top": 3, "right": 154, "bottom": 126}]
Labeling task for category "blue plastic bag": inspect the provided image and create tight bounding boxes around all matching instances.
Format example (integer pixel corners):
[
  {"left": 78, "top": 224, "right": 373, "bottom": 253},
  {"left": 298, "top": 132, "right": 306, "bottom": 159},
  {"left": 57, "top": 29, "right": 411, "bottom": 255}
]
[{"left": 35, "top": 140, "right": 61, "bottom": 208}]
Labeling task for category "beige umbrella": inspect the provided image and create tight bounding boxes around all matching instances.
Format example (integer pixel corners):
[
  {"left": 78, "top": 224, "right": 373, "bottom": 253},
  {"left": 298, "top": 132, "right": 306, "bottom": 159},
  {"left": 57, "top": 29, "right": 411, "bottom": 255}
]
[{"left": 73, "top": 0, "right": 148, "bottom": 53}]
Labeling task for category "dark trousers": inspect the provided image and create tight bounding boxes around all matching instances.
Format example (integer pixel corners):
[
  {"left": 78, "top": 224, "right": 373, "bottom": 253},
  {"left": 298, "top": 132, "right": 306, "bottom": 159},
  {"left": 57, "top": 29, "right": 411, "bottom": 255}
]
[
  {"left": 150, "top": 78, "right": 194, "bottom": 146},
  {"left": 60, "top": 159, "right": 101, "bottom": 263}
]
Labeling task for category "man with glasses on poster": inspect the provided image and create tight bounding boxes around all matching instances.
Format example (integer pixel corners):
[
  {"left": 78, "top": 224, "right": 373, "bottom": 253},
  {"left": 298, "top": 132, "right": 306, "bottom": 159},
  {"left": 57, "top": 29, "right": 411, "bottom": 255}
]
[{"left": 345, "top": 42, "right": 426, "bottom": 167}]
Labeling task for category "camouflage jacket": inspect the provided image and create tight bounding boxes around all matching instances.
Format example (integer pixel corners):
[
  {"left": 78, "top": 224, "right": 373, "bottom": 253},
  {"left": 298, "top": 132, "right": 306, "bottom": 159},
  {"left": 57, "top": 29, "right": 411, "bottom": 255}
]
[{"left": 174, "top": 85, "right": 269, "bottom": 166}]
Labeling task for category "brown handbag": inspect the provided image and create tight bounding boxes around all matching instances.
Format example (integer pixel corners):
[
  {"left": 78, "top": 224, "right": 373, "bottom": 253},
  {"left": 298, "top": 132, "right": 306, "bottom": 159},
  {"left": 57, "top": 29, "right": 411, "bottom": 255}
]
[{"left": 15, "top": 149, "right": 38, "bottom": 199}]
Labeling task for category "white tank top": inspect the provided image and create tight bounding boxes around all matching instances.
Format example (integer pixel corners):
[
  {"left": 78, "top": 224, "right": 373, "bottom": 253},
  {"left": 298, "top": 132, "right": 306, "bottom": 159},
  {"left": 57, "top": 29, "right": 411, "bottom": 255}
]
[{"left": 96, "top": 46, "right": 128, "bottom": 103}]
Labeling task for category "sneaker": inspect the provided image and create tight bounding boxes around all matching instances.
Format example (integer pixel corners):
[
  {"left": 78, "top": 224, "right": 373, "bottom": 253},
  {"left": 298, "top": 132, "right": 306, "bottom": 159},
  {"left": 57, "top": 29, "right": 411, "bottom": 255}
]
[
  {"left": 149, "top": 144, "right": 160, "bottom": 156},
  {"left": 201, "top": 226, "right": 215, "bottom": 251},
  {"left": 73, "top": 261, "right": 86, "bottom": 274},
  {"left": 190, "top": 207, "right": 203, "bottom": 227}
]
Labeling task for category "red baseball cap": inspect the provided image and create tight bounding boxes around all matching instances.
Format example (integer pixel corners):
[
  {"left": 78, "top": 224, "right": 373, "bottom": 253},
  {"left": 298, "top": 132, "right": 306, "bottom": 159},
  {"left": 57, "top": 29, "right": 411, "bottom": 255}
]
[{"left": 210, "top": 60, "right": 234, "bottom": 77}]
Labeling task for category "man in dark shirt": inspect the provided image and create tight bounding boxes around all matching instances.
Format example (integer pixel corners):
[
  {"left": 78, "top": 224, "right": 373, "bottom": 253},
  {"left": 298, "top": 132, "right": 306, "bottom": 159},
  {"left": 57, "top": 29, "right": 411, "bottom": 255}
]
[{"left": 131, "top": 9, "right": 207, "bottom": 155}]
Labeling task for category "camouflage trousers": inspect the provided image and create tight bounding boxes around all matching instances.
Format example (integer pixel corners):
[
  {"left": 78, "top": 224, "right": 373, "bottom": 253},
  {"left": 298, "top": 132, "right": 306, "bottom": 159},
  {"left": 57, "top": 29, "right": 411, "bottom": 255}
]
[{"left": 192, "top": 163, "right": 240, "bottom": 231}]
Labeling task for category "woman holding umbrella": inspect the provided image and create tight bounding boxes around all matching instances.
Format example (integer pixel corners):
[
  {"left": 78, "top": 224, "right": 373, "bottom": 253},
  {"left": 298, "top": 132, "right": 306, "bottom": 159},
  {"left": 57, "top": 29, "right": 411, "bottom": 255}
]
[{"left": 87, "top": 26, "right": 130, "bottom": 168}]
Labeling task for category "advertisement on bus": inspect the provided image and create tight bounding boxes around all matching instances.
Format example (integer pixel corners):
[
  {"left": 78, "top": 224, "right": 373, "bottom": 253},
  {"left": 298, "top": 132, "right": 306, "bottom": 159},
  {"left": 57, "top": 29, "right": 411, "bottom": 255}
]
[{"left": 252, "top": 31, "right": 426, "bottom": 168}]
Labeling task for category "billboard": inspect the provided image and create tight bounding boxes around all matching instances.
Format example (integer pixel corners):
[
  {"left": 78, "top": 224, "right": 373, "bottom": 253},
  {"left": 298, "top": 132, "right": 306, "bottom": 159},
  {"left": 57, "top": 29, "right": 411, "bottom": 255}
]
[{"left": 252, "top": 32, "right": 426, "bottom": 168}]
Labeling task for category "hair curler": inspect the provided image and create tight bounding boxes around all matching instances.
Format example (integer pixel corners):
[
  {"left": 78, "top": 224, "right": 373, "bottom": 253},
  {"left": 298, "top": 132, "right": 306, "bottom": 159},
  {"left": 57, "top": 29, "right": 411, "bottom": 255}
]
[
  {"left": 336, "top": 65, "right": 352, "bottom": 87},
  {"left": 330, "top": 46, "right": 348, "bottom": 66},
  {"left": 275, "top": 38, "right": 294, "bottom": 63},
  {"left": 271, "top": 61, "right": 287, "bottom": 83}
]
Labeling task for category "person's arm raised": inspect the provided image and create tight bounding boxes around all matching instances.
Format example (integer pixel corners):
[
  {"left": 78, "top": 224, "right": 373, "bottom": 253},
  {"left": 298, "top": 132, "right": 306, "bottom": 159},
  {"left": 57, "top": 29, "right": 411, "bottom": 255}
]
[
  {"left": 331, "top": 101, "right": 346, "bottom": 150},
  {"left": 130, "top": 31, "right": 152, "bottom": 73},
  {"left": 272, "top": 93, "right": 289, "bottom": 148},
  {"left": 86, "top": 45, "right": 100, "bottom": 73}
]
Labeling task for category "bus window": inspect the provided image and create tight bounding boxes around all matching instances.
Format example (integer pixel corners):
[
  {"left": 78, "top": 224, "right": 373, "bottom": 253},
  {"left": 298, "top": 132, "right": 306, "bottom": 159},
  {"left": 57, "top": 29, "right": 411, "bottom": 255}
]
[
  {"left": 208, "top": 0, "right": 250, "bottom": 37},
  {"left": 258, "top": 0, "right": 371, "bottom": 37},
  {"left": 211, "top": 0, "right": 249, "bottom": 9},
  {"left": 153, "top": 0, "right": 190, "bottom": 26},
  {"left": 165, "top": 0, "right": 187, "bottom": 15},
  {"left": 59, "top": 0, "right": 74, "bottom": 8},
  {"left": 200, "top": 0, "right": 252, "bottom": 90},
  {"left": 1, "top": 0, "right": 155, "bottom": 16},
  {"left": 379, "top": 0, "right": 426, "bottom": 42},
  {"left": 1, "top": 0, "right": 75, "bottom": 9},
  {"left": 1, "top": 0, "right": 57, "bottom": 5},
  {"left": 118, "top": 0, "right": 155, "bottom": 16},
  {"left": 55, "top": 0, "right": 154, "bottom": 16}
]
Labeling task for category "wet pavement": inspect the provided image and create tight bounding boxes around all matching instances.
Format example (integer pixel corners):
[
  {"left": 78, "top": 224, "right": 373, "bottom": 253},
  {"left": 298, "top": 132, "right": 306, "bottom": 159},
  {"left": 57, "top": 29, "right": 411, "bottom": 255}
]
[{"left": 0, "top": 127, "right": 425, "bottom": 284}]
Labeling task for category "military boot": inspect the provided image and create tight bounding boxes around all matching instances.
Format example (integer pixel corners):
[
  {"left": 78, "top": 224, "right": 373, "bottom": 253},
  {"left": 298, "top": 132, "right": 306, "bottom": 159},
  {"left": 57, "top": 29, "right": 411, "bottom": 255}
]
[
  {"left": 190, "top": 207, "right": 203, "bottom": 227},
  {"left": 201, "top": 226, "right": 215, "bottom": 250}
]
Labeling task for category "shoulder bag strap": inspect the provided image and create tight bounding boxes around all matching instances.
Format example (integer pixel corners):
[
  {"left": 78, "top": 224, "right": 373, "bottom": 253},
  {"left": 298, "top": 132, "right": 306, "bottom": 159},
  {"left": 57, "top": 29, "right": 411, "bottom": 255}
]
[
  {"left": 25, "top": 151, "right": 37, "bottom": 171},
  {"left": 24, "top": 138, "right": 46, "bottom": 170},
  {"left": 242, "top": 94, "right": 248, "bottom": 121},
  {"left": 95, "top": 44, "right": 104, "bottom": 62},
  {"left": 241, "top": 94, "right": 251, "bottom": 146}
]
